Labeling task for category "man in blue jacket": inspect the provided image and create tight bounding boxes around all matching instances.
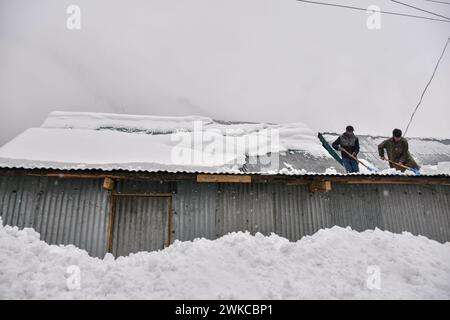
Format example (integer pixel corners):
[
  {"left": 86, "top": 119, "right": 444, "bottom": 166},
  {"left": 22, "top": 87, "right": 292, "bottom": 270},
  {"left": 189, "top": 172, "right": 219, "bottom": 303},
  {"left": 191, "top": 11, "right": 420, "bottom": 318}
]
[{"left": 332, "top": 125, "right": 360, "bottom": 173}]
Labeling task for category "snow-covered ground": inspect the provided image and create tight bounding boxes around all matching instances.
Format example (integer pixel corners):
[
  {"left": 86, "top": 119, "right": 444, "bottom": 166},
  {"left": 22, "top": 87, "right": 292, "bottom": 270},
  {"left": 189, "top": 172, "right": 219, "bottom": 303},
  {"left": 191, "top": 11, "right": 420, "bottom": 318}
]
[{"left": 1, "top": 217, "right": 449, "bottom": 300}]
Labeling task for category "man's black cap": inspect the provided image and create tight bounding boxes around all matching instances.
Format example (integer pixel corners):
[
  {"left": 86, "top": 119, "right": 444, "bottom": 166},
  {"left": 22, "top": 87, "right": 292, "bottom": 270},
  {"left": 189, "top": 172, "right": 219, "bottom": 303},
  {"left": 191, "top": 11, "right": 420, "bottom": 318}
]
[
  {"left": 393, "top": 128, "right": 402, "bottom": 138},
  {"left": 346, "top": 125, "right": 354, "bottom": 132}
]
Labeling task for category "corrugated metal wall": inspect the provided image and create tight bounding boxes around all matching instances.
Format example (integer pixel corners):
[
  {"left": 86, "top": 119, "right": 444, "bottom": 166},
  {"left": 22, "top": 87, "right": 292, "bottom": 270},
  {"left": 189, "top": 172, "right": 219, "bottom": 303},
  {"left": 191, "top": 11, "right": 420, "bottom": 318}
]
[
  {"left": 274, "top": 183, "right": 333, "bottom": 239},
  {"left": 1, "top": 175, "right": 449, "bottom": 258},
  {"left": 377, "top": 184, "right": 450, "bottom": 243},
  {"left": 0, "top": 175, "right": 109, "bottom": 257},
  {"left": 171, "top": 182, "right": 450, "bottom": 243},
  {"left": 174, "top": 182, "right": 217, "bottom": 241},
  {"left": 112, "top": 196, "right": 169, "bottom": 256}
]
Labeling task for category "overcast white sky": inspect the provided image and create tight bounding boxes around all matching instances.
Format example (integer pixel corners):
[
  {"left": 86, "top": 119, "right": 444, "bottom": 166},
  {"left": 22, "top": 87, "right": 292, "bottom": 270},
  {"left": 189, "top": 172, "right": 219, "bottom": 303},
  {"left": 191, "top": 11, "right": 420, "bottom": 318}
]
[{"left": 0, "top": 0, "right": 449, "bottom": 146}]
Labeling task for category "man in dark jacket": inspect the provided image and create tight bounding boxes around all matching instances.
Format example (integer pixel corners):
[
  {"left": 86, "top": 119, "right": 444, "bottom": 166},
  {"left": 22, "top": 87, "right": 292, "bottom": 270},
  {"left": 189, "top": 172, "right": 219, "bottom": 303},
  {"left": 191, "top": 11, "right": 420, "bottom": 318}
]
[
  {"left": 332, "top": 125, "right": 360, "bottom": 173},
  {"left": 378, "top": 128, "right": 420, "bottom": 172}
]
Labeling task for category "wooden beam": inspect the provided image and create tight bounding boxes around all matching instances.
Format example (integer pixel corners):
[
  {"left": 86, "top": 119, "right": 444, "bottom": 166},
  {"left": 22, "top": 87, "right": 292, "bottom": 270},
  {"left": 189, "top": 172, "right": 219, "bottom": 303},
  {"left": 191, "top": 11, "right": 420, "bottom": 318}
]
[
  {"left": 197, "top": 174, "right": 251, "bottom": 183},
  {"left": 309, "top": 180, "right": 332, "bottom": 193},
  {"left": 166, "top": 196, "right": 173, "bottom": 248},
  {"left": 286, "top": 180, "right": 310, "bottom": 185},
  {"left": 345, "top": 180, "right": 419, "bottom": 185},
  {"left": 106, "top": 193, "right": 117, "bottom": 254},
  {"left": 1, "top": 168, "right": 450, "bottom": 186},
  {"left": 112, "top": 192, "right": 173, "bottom": 197}
]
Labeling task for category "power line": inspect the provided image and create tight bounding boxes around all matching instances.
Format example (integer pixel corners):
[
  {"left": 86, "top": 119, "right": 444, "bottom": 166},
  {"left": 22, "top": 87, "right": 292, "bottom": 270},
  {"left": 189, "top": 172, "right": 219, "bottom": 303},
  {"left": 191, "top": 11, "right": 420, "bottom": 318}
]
[
  {"left": 296, "top": 0, "right": 450, "bottom": 23},
  {"left": 423, "top": 0, "right": 450, "bottom": 5},
  {"left": 404, "top": 37, "right": 450, "bottom": 136},
  {"left": 391, "top": 0, "right": 450, "bottom": 20}
]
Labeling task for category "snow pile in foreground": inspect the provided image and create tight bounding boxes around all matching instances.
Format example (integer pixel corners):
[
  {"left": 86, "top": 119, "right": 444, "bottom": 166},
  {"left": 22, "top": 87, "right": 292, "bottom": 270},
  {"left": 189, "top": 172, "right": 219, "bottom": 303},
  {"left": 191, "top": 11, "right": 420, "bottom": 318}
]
[{"left": 1, "top": 218, "right": 449, "bottom": 300}]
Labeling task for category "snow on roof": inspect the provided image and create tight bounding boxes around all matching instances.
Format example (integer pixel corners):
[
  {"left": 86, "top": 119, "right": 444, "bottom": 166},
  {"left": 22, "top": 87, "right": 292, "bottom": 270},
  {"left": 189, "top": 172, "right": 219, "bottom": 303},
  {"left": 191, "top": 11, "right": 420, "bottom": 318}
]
[
  {"left": 0, "top": 111, "right": 333, "bottom": 174},
  {"left": 0, "top": 111, "right": 449, "bottom": 176}
]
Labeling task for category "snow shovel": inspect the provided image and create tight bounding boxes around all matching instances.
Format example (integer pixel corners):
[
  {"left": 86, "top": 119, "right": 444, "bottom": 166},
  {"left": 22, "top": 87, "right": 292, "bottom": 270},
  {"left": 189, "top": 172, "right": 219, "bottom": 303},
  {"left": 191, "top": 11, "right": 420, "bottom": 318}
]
[
  {"left": 339, "top": 148, "right": 377, "bottom": 172},
  {"left": 384, "top": 158, "right": 421, "bottom": 176}
]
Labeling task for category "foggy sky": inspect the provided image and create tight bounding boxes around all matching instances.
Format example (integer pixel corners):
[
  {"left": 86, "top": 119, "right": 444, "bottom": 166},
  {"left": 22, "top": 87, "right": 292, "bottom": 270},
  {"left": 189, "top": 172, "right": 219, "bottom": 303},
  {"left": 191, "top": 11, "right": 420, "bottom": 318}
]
[{"left": 1, "top": 0, "right": 449, "bottom": 146}]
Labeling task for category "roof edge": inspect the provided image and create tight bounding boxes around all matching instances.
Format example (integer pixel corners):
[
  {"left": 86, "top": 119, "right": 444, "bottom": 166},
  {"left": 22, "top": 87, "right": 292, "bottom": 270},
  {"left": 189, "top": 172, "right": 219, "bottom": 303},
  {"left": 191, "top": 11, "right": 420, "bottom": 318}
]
[{"left": 1, "top": 168, "right": 449, "bottom": 185}]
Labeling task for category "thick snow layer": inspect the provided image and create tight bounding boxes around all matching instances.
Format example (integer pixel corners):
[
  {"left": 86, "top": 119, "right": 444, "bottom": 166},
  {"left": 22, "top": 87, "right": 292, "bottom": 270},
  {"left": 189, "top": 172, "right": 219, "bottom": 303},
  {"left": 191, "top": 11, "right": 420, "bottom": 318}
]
[
  {"left": 1, "top": 111, "right": 449, "bottom": 175},
  {"left": 1, "top": 218, "right": 449, "bottom": 299},
  {"left": 422, "top": 162, "right": 450, "bottom": 175},
  {"left": 41, "top": 111, "right": 213, "bottom": 132},
  {"left": 0, "top": 111, "right": 330, "bottom": 172},
  {"left": 0, "top": 128, "right": 245, "bottom": 169}
]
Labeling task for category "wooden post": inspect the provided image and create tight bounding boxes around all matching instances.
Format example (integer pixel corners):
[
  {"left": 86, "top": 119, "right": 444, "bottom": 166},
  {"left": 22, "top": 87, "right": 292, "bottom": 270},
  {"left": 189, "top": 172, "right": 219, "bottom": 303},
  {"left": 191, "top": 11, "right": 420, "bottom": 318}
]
[
  {"left": 106, "top": 195, "right": 117, "bottom": 253},
  {"left": 166, "top": 196, "right": 173, "bottom": 248},
  {"left": 197, "top": 174, "right": 251, "bottom": 183}
]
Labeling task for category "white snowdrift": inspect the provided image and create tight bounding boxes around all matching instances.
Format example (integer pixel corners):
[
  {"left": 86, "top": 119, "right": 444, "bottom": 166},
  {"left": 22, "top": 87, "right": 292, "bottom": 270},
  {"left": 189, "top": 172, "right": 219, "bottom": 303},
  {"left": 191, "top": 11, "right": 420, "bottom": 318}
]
[{"left": 0, "top": 218, "right": 449, "bottom": 300}]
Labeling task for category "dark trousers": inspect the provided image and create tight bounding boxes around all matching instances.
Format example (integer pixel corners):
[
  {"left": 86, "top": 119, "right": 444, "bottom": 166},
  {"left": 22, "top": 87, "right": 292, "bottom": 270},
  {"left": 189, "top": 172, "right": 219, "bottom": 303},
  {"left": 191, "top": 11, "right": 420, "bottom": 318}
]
[{"left": 342, "top": 158, "right": 359, "bottom": 173}]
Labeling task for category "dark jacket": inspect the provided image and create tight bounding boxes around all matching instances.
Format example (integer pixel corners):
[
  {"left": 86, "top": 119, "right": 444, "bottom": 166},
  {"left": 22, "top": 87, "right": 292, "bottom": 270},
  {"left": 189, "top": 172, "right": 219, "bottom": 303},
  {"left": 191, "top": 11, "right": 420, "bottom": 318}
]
[
  {"left": 378, "top": 137, "right": 420, "bottom": 170},
  {"left": 332, "top": 133, "right": 360, "bottom": 159}
]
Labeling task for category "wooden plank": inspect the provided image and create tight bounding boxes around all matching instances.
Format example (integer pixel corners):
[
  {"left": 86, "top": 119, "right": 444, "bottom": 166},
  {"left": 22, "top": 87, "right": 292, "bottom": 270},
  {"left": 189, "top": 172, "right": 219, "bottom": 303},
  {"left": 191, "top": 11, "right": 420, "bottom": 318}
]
[
  {"left": 166, "top": 196, "right": 173, "bottom": 248},
  {"left": 345, "top": 180, "right": 450, "bottom": 186},
  {"left": 196, "top": 174, "right": 251, "bottom": 183},
  {"left": 112, "top": 192, "right": 173, "bottom": 197},
  {"left": 25, "top": 171, "right": 195, "bottom": 182},
  {"left": 103, "top": 177, "right": 115, "bottom": 190},
  {"left": 309, "top": 180, "right": 332, "bottom": 193},
  {"left": 106, "top": 194, "right": 117, "bottom": 254},
  {"left": 28, "top": 172, "right": 102, "bottom": 179},
  {"left": 285, "top": 179, "right": 310, "bottom": 185}
]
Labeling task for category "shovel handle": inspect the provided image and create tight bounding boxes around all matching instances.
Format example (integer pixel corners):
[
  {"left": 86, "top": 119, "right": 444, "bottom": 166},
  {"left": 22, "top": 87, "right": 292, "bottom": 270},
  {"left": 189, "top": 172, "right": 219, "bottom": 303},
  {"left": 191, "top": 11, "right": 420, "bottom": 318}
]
[
  {"left": 339, "top": 148, "right": 371, "bottom": 170},
  {"left": 385, "top": 158, "right": 414, "bottom": 171},
  {"left": 383, "top": 158, "right": 420, "bottom": 175}
]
